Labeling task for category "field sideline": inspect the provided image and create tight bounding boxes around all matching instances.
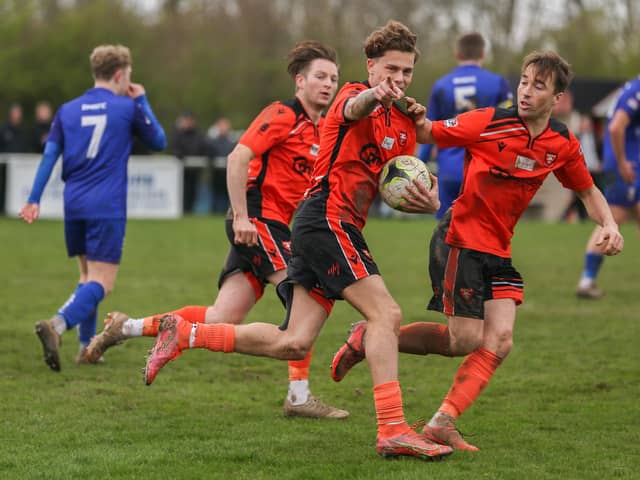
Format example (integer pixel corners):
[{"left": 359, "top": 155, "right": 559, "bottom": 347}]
[{"left": 1, "top": 215, "right": 638, "bottom": 479}]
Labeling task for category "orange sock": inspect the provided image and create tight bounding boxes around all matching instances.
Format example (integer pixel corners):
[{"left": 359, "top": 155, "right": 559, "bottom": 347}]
[
  {"left": 399, "top": 322, "right": 451, "bottom": 356},
  {"left": 373, "top": 381, "right": 409, "bottom": 438},
  {"left": 141, "top": 305, "right": 208, "bottom": 336},
  {"left": 288, "top": 348, "right": 313, "bottom": 381},
  {"left": 190, "top": 323, "right": 235, "bottom": 352},
  {"left": 439, "top": 347, "right": 502, "bottom": 418},
  {"left": 172, "top": 305, "right": 208, "bottom": 323}
]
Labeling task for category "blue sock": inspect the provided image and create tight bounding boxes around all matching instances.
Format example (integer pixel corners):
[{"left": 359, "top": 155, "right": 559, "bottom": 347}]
[
  {"left": 583, "top": 252, "right": 604, "bottom": 280},
  {"left": 78, "top": 308, "right": 98, "bottom": 345},
  {"left": 58, "top": 281, "right": 105, "bottom": 331}
]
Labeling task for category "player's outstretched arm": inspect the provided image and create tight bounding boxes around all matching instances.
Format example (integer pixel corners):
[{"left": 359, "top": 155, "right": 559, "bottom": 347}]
[
  {"left": 576, "top": 185, "right": 624, "bottom": 256},
  {"left": 344, "top": 76, "right": 403, "bottom": 121},
  {"left": 20, "top": 140, "right": 61, "bottom": 224}
]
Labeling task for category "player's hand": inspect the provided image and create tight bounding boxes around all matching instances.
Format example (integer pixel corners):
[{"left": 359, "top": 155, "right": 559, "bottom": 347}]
[
  {"left": 127, "top": 83, "right": 146, "bottom": 99},
  {"left": 232, "top": 216, "right": 259, "bottom": 247},
  {"left": 595, "top": 225, "right": 624, "bottom": 256},
  {"left": 399, "top": 174, "right": 440, "bottom": 214},
  {"left": 619, "top": 159, "right": 636, "bottom": 184},
  {"left": 19, "top": 203, "right": 40, "bottom": 224},
  {"left": 405, "top": 97, "right": 427, "bottom": 127},
  {"left": 374, "top": 76, "right": 404, "bottom": 108}
]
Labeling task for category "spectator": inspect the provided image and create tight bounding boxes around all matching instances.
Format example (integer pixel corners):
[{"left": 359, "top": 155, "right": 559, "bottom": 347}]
[
  {"left": 207, "top": 116, "right": 236, "bottom": 213},
  {"left": 31, "top": 101, "right": 53, "bottom": 153},
  {"left": 0, "top": 103, "right": 28, "bottom": 153},
  {"left": 170, "top": 111, "right": 208, "bottom": 213}
]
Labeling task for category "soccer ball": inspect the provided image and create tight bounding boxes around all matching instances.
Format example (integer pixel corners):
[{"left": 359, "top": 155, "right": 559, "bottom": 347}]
[{"left": 378, "top": 155, "right": 432, "bottom": 210}]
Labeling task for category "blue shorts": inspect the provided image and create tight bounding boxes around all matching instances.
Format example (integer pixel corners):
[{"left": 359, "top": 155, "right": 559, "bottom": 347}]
[
  {"left": 603, "top": 171, "right": 640, "bottom": 207},
  {"left": 64, "top": 219, "right": 126, "bottom": 264}
]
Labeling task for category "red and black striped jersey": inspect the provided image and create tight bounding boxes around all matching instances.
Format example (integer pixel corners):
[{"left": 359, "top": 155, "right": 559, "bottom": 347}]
[
  {"left": 431, "top": 106, "right": 593, "bottom": 257},
  {"left": 303, "top": 81, "right": 416, "bottom": 230},
  {"left": 239, "top": 97, "right": 320, "bottom": 225}
]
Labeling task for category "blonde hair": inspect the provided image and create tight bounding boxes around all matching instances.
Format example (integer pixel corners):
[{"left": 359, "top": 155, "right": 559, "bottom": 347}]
[{"left": 90, "top": 44, "right": 132, "bottom": 81}]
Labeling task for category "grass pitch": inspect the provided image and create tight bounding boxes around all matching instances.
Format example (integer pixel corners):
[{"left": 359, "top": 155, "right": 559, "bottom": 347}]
[{"left": 1, "top": 215, "right": 638, "bottom": 479}]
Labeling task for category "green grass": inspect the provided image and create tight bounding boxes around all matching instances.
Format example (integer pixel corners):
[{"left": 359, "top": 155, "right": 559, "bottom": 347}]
[{"left": 1, "top": 215, "right": 638, "bottom": 479}]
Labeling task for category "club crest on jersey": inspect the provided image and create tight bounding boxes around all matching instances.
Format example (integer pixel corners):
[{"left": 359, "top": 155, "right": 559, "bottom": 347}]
[
  {"left": 399, "top": 131, "right": 408, "bottom": 146},
  {"left": 444, "top": 117, "right": 458, "bottom": 128},
  {"left": 544, "top": 152, "right": 558, "bottom": 166},
  {"left": 381, "top": 136, "right": 395, "bottom": 150},
  {"left": 309, "top": 144, "right": 319, "bottom": 156},
  {"left": 515, "top": 155, "right": 535, "bottom": 171}
]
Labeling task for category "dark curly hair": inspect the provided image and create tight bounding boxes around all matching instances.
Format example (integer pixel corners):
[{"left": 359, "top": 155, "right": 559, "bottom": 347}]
[{"left": 364, "top": 20, "right": 420, "bottom": 62}]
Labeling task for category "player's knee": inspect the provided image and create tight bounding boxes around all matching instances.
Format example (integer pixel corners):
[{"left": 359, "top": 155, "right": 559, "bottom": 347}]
[
  {"left": 492, "top": 330, "right": 513, "bottom": 358},
  {"left": 367, "top": 301, "right": 402, "bottom": 334}
]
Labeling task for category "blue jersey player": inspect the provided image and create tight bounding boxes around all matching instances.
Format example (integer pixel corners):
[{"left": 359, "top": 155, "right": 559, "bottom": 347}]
[
  {"left": 577, "top": 75, "right": 640, "bottom": 298},
  {"left": 20, "top": 44, "right": 166, "bottom": 370},
  {"left": 417, "top": 32, "right": 512, "bottom": 218}
]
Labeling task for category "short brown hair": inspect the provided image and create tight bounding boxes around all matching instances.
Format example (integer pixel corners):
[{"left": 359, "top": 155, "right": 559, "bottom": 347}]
[
  {"left": 364, "top": 20, "right": 420, "bottom": 62},
  {"left": 90, "top": 44, "right": 132, "bottom": 81},
  {"left": 521, "top": 51, "right": 573, "bottom": 94},
  {"left": 287, "top": 40, "right": 338, "bottom": 78},
  {"left": 456, "top": 33, "right": 485, "bottom": 60}
]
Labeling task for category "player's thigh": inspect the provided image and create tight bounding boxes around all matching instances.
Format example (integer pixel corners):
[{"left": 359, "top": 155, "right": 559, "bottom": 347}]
[
  {"left": 342, "top": 275, "right": 401, "bottom": 329},
  {"left": 281, "top": 284, "right": 328, "bottom": 349},
  {"left": 610, "top": 205, "right": 629, "bottom": 224},
  {"left": 75, "top": 255, "right": 89, "bottom": 281},
  {"left": 86, "top": 260, "right": 119, "bottom": 294},
  {"left": 207, "top": 271, "right": 258, "bottom": 324}
]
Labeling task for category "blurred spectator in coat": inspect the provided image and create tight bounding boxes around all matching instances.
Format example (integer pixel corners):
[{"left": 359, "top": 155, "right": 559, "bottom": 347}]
[
  {"left": 207, "top": 116, "right": 236, "bottom": 213},
  {"left": 0, "top": 103, "right": 28, "bottom": 153},
  {"left": 31, "top": 101, "right": 53, "bottom": 153},
  {"left": 171, "top": 111, "right": 208, "bottom": 213}
]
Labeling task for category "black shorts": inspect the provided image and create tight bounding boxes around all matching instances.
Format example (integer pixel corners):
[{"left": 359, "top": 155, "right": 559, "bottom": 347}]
[
  {"left": 218, "top": 218, "right": 292, "bottom": 299},
  {"left": 287, "top": 216, "right": 380, "bottom": 306},
  {"left": 427, "top": 210, "right": 524, "bottom": 319}
]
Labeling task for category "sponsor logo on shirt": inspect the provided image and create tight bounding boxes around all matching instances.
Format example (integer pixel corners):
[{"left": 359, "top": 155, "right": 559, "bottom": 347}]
[
  {"left": 544, "top": 152, "right": 558, "bottom": 166},
  {"left": 515, "top": 155, "right": 535, "bottom": 171},
  {"left": 444, "top": 117, "right": 458, "bottom": 128},
  {"left": 81, "top": 102, "right": 107, "bottom": 111},
  {"left": 360, "top": 143, "right": 382, "bottom": 165},
  {"left": 381, "top": 136, "right": 395, "bottom": 150},
  {"left": 293, "top": 156, "right": 313, "bottom": 176},
  {"left": 399, "top": 131, "right": 408, "bottom": 147}
]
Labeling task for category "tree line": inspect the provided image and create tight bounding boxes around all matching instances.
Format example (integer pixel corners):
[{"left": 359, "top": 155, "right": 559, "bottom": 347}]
[{"left": 2, "top": 0, "right": 639, "bottom": 129}]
